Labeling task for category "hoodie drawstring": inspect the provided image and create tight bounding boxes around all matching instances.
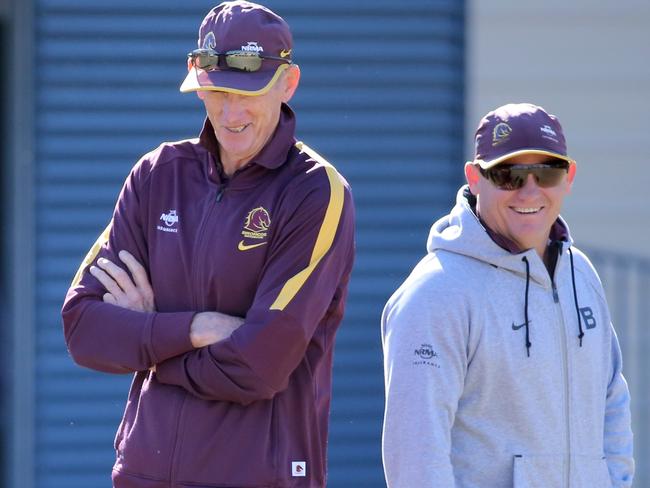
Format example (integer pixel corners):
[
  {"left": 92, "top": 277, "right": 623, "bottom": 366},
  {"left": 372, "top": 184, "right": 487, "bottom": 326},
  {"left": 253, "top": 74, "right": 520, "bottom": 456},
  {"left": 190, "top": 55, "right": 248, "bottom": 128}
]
[
  {"left": 521, "top": 256, "right": 532, "bottom": 357},
  {"left": 520, "top": 248, "right": 584, "bottom": 357},
  {"left": 568, "top": 247, "right": 584, "bottom": 347}
]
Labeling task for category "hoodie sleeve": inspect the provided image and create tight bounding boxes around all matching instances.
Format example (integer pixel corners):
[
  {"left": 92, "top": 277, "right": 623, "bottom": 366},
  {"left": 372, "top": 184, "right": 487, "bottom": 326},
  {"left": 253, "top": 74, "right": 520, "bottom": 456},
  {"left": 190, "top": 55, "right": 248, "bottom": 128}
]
[
  {"left": 61, "top": 154, "right": 195, "bottom": 374},
  {"left": 154, "top": 164, "right": 355, "bottom": 404},
  {"left": 604, "top": 324, "right": 635, "bottom": 486},
  {"left": 381, "top": 264, "right": 468, "bottom": 488}
]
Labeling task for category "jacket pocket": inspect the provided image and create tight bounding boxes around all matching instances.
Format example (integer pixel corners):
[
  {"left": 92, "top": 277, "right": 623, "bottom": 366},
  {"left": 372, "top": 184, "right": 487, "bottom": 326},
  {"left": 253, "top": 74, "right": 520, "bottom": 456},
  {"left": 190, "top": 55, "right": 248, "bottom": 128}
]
[
  {"left": 573, "top": 455, "right": 612, "bottom": 488},
  {"left": 513, "top": 455, "right": 613, "bottom": 488},
  {"left": 513, "top": 455, "right": 564, "bottom": 488}
]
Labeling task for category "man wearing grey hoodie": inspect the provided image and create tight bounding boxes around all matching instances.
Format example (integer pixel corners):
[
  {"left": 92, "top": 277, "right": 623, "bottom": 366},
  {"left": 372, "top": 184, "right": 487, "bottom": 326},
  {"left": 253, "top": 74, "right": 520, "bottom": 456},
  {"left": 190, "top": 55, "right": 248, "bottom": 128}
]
[{"left": 381, "top": 103, "right": 634, "bottom": 487}]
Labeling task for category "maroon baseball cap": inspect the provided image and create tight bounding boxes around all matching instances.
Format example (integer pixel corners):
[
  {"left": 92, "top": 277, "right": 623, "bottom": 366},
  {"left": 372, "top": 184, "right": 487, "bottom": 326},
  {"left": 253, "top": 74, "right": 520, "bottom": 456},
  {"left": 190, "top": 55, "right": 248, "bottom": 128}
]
[
  {"left": 180, "top": 1, "right": 293, "bottom": 95},
  {"left": 473, "top": 103, "right": 573, "bottom": 169}
]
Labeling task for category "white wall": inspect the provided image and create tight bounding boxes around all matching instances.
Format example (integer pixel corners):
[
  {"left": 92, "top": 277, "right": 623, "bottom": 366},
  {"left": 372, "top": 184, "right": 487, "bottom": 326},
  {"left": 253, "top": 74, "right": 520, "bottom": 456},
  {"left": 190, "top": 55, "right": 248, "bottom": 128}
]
[{"left": 467, "top": 0, "right": 650, "bottom": 257}]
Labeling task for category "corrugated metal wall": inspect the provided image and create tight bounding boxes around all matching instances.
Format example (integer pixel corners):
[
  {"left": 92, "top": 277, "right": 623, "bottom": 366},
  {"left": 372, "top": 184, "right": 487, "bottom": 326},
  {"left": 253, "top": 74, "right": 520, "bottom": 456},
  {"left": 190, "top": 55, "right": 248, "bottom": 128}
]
[
  {"left": 0, "top": 5, "right": 9, "bottom": 485},
  {"left": 33, "top": 0, "right": 464, "bottom": 486},
  {"left": 588, "top": 251, "right": 650, "bottom": 487}
]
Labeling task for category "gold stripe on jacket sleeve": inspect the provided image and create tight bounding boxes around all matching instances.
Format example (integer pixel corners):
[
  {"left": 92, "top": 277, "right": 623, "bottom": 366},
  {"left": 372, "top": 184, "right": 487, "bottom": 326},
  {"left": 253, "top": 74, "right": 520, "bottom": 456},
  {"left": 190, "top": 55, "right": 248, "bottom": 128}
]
[
  {"left": 270, "top": 144, "right": 345, "bottom": 311},
  {"left": 70, "top": 222, "right": 112, "bottom": 288}
]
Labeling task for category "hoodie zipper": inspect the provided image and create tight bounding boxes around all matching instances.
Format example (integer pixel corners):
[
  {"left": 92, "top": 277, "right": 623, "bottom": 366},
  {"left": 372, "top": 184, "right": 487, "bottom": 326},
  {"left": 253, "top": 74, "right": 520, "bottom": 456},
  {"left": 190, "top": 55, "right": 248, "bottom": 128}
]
[{"left": 552, "top": 275, "right": 571, "bottom": 487}]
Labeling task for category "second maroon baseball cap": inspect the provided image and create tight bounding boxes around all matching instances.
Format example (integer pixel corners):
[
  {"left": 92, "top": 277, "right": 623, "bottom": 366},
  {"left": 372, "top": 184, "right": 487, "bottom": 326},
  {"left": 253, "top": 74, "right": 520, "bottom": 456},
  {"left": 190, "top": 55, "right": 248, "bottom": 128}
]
[
  {"left": 180, "top": 1, "right": 293, "bottom": 95},
  {"left": 473, "top": 103, "right": 573, "bottom": 169}
]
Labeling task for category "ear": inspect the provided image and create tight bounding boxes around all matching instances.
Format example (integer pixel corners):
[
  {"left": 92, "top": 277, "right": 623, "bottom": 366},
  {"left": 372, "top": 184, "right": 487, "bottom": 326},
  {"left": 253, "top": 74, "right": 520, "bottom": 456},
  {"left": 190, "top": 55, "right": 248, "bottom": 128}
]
[
  {"left": 279, "top": 65, "right": 301, "bottom": 103},
  {"left": 186, "top": 60, "right": 207, "bottom": 100},
  {"left": 465, "top": 161, "right": 481, "bottom": 194},
  {"left": 565, "top": 160, "right": 577, "bottom": 192}
]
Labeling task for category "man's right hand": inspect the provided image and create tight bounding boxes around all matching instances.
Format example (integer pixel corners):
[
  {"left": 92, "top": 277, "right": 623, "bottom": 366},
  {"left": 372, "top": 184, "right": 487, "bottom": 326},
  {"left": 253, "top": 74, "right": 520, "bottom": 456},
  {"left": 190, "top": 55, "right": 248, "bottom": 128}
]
[
  {"left": 90, "top": 250, "right": 155, "bottom": 313},
  {"left": 190, "top": 311, "right": 245, "bottom": 348}
]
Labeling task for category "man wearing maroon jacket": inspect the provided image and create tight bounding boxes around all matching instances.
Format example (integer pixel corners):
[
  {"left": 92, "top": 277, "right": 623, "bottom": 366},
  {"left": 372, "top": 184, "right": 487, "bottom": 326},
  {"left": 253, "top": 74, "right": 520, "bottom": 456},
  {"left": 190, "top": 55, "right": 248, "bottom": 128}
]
[{"left": 61, "top": 2, "right": 355, "bottom": 487}]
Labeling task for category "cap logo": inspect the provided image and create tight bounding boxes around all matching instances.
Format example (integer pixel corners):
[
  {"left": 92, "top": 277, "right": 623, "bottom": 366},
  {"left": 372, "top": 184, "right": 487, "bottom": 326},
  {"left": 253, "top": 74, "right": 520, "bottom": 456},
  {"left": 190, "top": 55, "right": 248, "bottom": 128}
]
[
  {"left": 202, "top": 31, "right": 216, "bottom": 50},
  {"left": 280, "top": 49, "right": 292, "bottom": 58},
  {"left": 241, "top": 41, "right": 264, "bottom": 53},
  {"left": 540, "top": 124, "right": 559, "bottom": 142},
  {"left": 492, "top": 122, "right": 512, "bottom": 146}
]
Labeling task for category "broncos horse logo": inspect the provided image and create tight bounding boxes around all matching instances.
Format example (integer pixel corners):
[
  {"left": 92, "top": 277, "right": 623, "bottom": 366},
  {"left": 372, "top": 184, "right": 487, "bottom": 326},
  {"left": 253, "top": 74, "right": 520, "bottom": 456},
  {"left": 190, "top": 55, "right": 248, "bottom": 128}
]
[
  {"left": 492, "top": 122, "right": 512, "bottom": 146},
  {"left": 202, "top": 31, "right": 216, "bottom": 50},
  {"left": 243, "top": 207, "right": 271, "bottom": 234}
]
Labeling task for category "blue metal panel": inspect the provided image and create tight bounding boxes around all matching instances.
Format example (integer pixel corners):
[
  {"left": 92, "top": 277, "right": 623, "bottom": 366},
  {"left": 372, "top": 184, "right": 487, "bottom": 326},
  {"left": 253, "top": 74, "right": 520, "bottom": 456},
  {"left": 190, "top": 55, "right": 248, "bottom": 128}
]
[{"left": 34, "top": 0, "right": 464, "bottom": 486}]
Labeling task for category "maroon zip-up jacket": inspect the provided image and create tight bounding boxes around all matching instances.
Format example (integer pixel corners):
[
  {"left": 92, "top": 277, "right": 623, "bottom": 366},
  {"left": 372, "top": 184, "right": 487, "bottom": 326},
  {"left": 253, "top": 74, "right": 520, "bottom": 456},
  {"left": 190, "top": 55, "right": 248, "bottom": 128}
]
[{"left": 62, "top": 105, "right": 355, "bottom": 488}]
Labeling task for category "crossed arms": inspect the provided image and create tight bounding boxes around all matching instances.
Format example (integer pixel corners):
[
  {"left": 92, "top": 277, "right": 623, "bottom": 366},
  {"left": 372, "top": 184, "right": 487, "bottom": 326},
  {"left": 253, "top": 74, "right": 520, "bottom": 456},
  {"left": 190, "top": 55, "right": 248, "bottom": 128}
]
[
  {"left": 89, "top": 250, "right": 243, "bottom": 350},
  {"left": 62, "top": 157, "right": 355, "bottom": 405}
]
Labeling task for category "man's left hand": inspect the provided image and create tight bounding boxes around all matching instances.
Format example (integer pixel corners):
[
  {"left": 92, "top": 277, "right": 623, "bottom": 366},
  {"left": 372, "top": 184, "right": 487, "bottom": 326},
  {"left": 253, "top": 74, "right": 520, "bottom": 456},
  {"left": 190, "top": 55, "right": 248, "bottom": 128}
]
[{"left": 89, "top": 250, "right": 155, "bottom": 313}]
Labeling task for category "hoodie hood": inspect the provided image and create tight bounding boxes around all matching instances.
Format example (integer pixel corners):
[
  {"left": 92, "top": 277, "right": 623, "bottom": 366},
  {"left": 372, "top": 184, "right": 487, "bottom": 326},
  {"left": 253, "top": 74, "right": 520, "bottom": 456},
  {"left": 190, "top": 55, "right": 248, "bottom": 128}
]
[{"left": 426, "top": 185, "right": 574, "bottom": 289}]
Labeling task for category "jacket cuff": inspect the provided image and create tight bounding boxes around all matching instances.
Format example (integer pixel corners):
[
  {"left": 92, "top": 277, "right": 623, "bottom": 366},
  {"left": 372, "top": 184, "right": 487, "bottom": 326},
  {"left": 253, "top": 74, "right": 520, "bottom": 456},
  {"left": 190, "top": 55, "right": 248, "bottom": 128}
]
[
  {"left": 154, "top": 353, "right": 184, "bottom": 386},
  {"left": 150, "top": 311, "right": 195, "bottom": 363}
]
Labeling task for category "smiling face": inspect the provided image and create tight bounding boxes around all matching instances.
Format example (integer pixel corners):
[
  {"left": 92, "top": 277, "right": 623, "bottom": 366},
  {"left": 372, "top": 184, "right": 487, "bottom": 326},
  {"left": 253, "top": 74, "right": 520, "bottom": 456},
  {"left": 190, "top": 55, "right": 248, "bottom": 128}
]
[
  {"left": 197, "top": 66, "right": 300, "bottom": 175},
  {"left": 465, "top": 153, "right": 577, "bottom": 257}
]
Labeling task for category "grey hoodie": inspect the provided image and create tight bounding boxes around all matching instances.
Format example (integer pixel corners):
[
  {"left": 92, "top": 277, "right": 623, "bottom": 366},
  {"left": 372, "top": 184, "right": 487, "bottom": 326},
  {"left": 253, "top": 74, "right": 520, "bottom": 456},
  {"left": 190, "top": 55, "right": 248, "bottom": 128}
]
[{"left": 381, "top": 187, "right": 634, "bottom": 487}]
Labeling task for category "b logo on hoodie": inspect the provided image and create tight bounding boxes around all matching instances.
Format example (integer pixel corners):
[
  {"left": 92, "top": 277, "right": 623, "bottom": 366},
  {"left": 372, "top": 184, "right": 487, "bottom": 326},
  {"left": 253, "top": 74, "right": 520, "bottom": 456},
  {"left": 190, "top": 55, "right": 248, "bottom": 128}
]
[{"left": 579, "top": 307, "right": 597, "bottom": 330}]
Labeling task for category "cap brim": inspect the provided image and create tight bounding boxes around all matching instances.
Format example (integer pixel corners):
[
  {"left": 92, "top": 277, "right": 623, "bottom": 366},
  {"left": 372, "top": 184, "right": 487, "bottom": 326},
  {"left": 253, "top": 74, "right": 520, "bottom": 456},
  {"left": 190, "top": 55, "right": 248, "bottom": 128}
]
[
  {"left": 180, "top": 64, "right": 288, "bottom": 96},
  {"left": 476, "top": 149, "right": 573, "bottom": 169}
]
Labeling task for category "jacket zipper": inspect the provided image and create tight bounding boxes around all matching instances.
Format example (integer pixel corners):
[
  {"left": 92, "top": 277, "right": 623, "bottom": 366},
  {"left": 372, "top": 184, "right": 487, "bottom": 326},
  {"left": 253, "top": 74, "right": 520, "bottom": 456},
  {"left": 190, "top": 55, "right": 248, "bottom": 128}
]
[
  {"left": 168, "top": 185, "right": 222, "bottom": 483},
  {"left": 191, "top": 194, "right": 220, "bottom": 309},
  {"left": 216, "top": 183, "right": 227, "bottom": 202},
  {"left": 168, "top": 396, "right": 187, "bottom": 485},
  {"left": 552, "top": 277, "right": 571, "bottom": 488}
]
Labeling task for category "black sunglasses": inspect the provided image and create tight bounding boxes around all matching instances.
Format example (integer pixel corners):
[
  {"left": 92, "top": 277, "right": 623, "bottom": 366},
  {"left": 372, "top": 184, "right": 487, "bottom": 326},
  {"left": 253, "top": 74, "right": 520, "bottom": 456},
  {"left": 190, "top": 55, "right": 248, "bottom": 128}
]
[
  {"left": 479, "top": 160, "right": 570, "bottom": 191},
  {"left": 188, "top": 48, "right": 292, "bottom": 73}
]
